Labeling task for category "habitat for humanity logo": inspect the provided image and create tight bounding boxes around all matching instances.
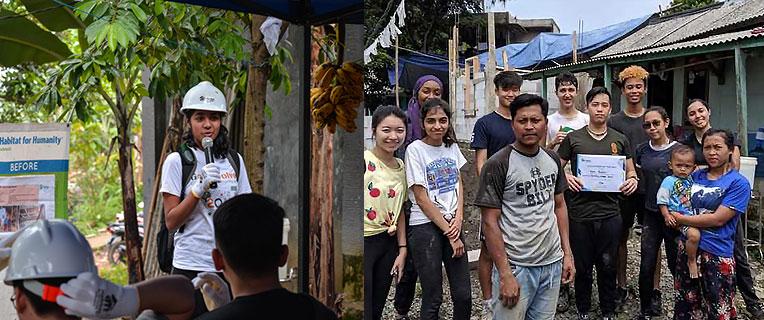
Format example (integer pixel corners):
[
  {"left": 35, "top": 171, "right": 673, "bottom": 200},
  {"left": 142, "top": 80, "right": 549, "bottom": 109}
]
[{"left": 0, "top": 135, "right": 63, "bottom": 145}]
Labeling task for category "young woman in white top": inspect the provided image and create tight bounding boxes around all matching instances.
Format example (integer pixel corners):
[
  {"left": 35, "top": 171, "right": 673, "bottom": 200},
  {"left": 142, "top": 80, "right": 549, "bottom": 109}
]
[
  {"left": 160, "top": 81, "right": 252, "bottom": 317},
  {"left": 405, "top": 98, "right": 470, "bottom": 320}
]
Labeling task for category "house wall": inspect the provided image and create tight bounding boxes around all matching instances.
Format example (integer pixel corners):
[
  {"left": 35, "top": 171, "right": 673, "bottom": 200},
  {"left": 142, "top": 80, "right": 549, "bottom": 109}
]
[{"left": 708, "top": 48, "right": 764, "bottom": 141}]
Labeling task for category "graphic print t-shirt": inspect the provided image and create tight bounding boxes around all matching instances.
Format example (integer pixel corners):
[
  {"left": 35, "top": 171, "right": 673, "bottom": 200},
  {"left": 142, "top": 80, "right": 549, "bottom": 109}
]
[
  {"left": 656, "top": 175, "right": 694, "bottom": 216},
  {"left": 160, "top": 148, "right": 252, "bottom": 271},
  {"left": 364, "top": 150, "right": 407, "bottom": 237},
  {"left": 689, "top": 169, "right": 751, "bottom": 257},
  {"left": 474, "top": 146, "right": 567, "bottom": 266},
  {"left": 405, "top": 140, "right": 467, "bottom": 226}
]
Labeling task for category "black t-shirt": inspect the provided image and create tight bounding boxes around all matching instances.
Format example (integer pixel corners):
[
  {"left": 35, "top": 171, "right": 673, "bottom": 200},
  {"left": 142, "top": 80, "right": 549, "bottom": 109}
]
[
  {"left": 634, "top": 141, "right": 679, "bottom": 212},
  {"left": 195, "top": 288, "right": 338, "bottom": 320},
  {"left": 557, "top": 127, "right": 632, "bottom": 221},
  {"left": 471, "top": 111, "right": 516, "bottom": 158},
  {"left": 608, "top": 111, "right": 649, "bottom": 193},
  {"left": 679, "top": 131, "right": 741, "bottom": 165}
]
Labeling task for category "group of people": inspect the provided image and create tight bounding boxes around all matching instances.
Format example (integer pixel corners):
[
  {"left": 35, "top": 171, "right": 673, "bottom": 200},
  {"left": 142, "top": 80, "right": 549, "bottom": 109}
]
[
  {"left": 0, "top": 81, "right": 337, "bottom": 320},
  {"left": 364, "top": 66, "right": 763, "bottom": 320}
]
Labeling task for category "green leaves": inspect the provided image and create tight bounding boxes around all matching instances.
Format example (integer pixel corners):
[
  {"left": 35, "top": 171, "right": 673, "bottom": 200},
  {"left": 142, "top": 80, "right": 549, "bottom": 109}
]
[
  {"left": 0, "top": 9, "right": 74, "bottom": 66},
  {"left": 79, "top": 0, "right": 142, "bottom": 51}
]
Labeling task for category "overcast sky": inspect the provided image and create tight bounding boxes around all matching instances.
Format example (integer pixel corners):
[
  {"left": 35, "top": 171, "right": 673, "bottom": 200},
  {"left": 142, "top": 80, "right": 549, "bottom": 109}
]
[{"left": 486, "top": 0, "right": 673, "bottom": 33}]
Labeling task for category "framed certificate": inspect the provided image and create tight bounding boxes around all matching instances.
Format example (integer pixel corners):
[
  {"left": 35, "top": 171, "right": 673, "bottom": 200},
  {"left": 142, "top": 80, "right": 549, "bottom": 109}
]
[{"left": 576, "top": 154, "right": 626, "bottom": 192}]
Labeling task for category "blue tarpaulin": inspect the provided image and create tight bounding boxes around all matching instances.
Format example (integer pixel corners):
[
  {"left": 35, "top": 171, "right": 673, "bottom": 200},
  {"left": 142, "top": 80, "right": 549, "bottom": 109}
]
[
  {"left": 477, "top": 14, "right": 651, "bottom": 70},
  {"left": 167, "top": 0, "right": 362, "bottom": 24}
]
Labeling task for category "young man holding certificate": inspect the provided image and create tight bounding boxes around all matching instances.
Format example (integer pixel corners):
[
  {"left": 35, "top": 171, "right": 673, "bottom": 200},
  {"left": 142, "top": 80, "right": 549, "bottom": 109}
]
[
  {"left": 475, "top": 94, "right": 574, "bottom": 319},
  {"left": 557, "top": 87, "right": 638, "bottom": 320}
]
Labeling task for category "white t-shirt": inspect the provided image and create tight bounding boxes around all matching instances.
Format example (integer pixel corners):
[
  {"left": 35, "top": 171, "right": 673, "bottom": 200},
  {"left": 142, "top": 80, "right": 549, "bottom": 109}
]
[
  {"left": 547, "top": 110, "right": 589, "bottom": 150},
  {"left": 160, "top": 147, "right": 252, "bottom": 271},
  {"left": 405, "top": 140, "right": 467, "bottom": 226}
]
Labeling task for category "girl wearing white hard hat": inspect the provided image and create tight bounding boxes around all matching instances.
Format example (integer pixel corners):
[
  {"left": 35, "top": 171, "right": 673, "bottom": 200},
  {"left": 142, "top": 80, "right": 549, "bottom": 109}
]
[{"left": 159, "top": 81, "right": 252, "bottom": 317}]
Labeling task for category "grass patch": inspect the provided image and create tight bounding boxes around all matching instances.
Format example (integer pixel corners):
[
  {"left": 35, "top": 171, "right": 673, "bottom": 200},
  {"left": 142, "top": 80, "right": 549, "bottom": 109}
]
[{"left": 99, "top": 263, "right": 128, "bottom": 286}]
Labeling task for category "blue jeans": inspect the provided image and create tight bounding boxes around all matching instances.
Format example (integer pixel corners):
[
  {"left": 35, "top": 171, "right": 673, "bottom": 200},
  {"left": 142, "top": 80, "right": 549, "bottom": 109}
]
[{"left": 491, "top": 260, "right": 562, "bottom": 320}]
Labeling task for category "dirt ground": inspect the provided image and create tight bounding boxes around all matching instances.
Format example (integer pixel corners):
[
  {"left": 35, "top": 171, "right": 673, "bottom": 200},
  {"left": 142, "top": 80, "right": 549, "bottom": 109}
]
[{"left": 381, "top": 143, "right": 764, "bottom": 319}]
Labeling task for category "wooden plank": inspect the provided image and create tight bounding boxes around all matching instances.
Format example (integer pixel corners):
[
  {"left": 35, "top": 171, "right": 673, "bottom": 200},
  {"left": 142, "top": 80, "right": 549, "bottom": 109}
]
[
  {"left": 735, "top": 46, "right": 749, "bottom": 155},
  {"left": 486, "top": 12, "right": 497, "bottom": 112},
  {"left": 472, "top": 56, "right": 480, "bottom": 78},
  {"left": 453, "top": 25, "right": 460, "bottom": 114},
  {"left": 572, "top": 30, "right": 578, "bottom": 64}
]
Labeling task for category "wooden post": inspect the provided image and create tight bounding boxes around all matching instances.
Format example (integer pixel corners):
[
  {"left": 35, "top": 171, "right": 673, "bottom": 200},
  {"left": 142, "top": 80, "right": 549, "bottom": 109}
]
[
  {"left": 448, "top": 39, "right": 455, "bottom": 108},
  {"left": 541, "top": 72, "right": 547, "bottom": 99},
  {"left": 572, "top": 30, "right": 578, "bottom": 64},
  {"left": 395, "top": 37, "right": 399, "bottom": 108},
  {"left": 734, "top": 47, "right": 749, "bottom": 155},
  {"left": 604, "top": 63, "right": 612, "bottom": 94},
  {"left": 465, "top": 59, "right": 473, "bottom": 115},
  {"left": 502, "top": 49, "right": 509, "bottom": 71},
  {"left": 485, "top": 12, "right": 497, "bottom": 112},
  {"left": 452, "top": 25, "right": 460, "bottom": 113}
]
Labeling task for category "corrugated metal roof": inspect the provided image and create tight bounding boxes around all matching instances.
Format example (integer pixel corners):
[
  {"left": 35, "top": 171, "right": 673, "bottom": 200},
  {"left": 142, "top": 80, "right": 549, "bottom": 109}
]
[
  {"left": 594, "top": 0, "right": 764, "bottom": 58},
  {"left": 531, "top": 28, "right": 764, "bottom": 74}
]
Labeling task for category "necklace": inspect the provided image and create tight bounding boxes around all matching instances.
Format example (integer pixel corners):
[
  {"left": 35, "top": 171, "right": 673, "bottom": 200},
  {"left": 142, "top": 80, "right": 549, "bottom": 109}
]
[
  {"left": 624, "top": 107, "right": 644, "bottom": 118},
  {"left": 586, "top": 126, "right": 607, "bottom": 136}
]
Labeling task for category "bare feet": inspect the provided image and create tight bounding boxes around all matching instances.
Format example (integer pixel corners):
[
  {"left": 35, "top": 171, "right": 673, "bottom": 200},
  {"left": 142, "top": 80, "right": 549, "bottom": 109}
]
[{"left": 688, "top": 260, "right": 699, "bottom": 279}]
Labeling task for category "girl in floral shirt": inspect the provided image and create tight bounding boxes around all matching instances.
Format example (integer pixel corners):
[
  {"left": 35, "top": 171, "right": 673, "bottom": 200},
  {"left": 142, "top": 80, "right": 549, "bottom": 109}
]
[{"left": 364, "top": 106, "right": 408, "bottom": 320}]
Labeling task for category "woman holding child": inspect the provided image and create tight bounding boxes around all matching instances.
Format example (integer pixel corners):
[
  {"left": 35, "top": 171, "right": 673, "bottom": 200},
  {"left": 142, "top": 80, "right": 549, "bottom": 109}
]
[
  {"left": 633, "top": 106, "right": 681, "bottom": 319},
  {"left": 672, "top": 129, "right": 750, "bottom": 320}
]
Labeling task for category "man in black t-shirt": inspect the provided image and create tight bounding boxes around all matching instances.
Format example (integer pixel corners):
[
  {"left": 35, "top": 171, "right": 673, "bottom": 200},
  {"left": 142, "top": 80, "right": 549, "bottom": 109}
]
[
  {"left": 558, "top": 87, "right": 638, "bottom": 320},
  {"left": 55, "top": 193, "right": 338, "bottom": 320},
  {"left": 608, "top": 65, "right": 650, "bottom": 306},
  {"left": 194, "top": 193, "right": 337, "bottom": 320}
]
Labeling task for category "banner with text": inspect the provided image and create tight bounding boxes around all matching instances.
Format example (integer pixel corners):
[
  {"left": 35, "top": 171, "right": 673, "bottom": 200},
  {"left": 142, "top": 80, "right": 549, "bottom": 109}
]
[{"left": 0, "top": 123, "right": 70, "bottom": 219}]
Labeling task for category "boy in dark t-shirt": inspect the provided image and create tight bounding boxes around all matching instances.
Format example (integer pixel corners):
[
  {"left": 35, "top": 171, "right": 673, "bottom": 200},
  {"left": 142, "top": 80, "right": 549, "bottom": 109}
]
[
  {"left": 557, "top": 87, "right": 638, "bottom": 319},
  {"left": 470, "top": 70, "right": 521, "bottom": 318}
]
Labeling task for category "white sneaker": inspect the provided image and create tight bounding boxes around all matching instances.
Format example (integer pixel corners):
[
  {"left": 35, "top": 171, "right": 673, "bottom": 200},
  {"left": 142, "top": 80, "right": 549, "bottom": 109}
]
[{"left": 481, "top": 299, "right": 494, "bottom": 320}]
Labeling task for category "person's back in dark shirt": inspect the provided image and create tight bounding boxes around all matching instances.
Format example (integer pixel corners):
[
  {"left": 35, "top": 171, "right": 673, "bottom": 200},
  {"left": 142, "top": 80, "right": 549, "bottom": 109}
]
[{"left": 195, "top": 288, "right": 338, "bottom": 320}]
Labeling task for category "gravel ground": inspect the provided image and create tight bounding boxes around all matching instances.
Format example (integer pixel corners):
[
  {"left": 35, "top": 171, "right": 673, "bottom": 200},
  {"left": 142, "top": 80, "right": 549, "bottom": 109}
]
[{"left": 379, "top": 143, "right": 764, "bottom": 320}]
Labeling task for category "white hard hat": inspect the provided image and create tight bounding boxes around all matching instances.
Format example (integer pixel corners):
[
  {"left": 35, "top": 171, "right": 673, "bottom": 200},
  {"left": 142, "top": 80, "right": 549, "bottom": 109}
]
[
  {"left": 4, "top": 219, "right": 97, "bottom": 284},
  {"left": 181, "top": 81, "right": 228, "bottom": 114}
]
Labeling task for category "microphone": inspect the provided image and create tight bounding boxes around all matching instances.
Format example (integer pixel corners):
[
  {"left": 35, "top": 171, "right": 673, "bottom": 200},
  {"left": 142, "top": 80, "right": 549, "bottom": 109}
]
[{"left": 201, "top": 137, "right": 217, "bottom": 189}]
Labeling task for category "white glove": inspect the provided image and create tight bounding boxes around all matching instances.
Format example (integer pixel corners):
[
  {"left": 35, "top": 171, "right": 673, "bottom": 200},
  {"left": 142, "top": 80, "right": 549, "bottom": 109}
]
[
  {"left": 192, "top": 272, "right": 231, "bottom": 311},
  {"left": 191, "top": 163, "right": 221, "bottom": 198},
  {"left": 57, "top": 272, "right": 139, "bottom": 319},
  {"left": 0, "top": 228, "right": 25, "bottom": 271}
]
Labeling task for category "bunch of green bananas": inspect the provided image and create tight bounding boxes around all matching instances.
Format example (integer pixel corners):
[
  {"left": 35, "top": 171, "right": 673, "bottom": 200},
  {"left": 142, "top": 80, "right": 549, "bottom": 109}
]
[{"left": 310, "top": 62, "right": 364, "bottom": 133}]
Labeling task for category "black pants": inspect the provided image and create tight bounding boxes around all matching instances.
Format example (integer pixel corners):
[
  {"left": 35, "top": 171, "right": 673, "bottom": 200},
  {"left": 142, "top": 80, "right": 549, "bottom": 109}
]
[
  {"left": 620, "top": 193, "right": 645, "bottom": 230},
  {"left": 570, "top": 214, "right": 622, "bottom": 315},
  {"left": 735, "top": 216, "right": 762, "bottom": 310},
  {"left": 364, "top": 232, "right": 398, "bottom": 320},
  {"left": 394, "top": 201, "right": 417, "bottom": 315},
  {"left": 408, "top": 222, "right": 471, "bottom": 320},
  {"left": 638, "top": 209, "right": 680, "bottom": 314},
  {"left": 171, "top": 267, "right": 228, "bottom": 318}
]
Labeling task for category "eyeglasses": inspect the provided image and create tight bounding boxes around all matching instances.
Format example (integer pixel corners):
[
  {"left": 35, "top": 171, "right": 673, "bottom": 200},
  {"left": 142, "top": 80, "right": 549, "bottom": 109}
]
[{"left": 642, "top": 120, "right": 663, "bottom": 129}]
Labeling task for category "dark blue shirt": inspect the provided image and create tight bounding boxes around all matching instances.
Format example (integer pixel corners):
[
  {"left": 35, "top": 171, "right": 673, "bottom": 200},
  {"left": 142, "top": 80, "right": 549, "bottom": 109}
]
[
  {"left": 635, "top": 141, "right": 680, "bottom": 211},
  {"left": 470, "top": 112, "right": 516, "bottom": 158},
  {"left": 690, "top": 169, "right": 751, "bottom": 257}
]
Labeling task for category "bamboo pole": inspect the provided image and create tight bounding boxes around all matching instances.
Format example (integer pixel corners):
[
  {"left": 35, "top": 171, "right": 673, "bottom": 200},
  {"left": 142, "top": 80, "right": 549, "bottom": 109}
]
[{"left": 395, "top": 36, "right": 399, "bottom": 108}]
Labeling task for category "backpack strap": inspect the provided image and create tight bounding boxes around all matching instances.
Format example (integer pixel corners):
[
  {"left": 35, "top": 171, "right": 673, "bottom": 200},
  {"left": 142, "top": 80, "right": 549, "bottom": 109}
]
[
  {"left": 225, "top": 149, "right": 240, "bottom": 180},
  {"left": 175, "top": 142, "right": 197, "bottom": 234}
]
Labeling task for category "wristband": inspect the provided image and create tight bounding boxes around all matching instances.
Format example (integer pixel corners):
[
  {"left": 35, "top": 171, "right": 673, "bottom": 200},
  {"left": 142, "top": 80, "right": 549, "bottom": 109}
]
[{"left": 398, "top": 244, "right": 407, "bottom": 248}]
